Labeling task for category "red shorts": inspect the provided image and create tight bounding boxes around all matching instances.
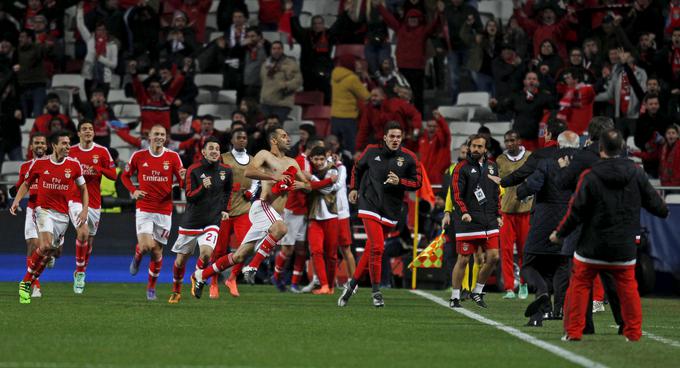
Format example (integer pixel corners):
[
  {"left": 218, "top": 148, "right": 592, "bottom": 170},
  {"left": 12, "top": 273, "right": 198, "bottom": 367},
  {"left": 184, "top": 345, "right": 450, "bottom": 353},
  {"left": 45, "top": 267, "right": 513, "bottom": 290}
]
[
  {"left": 456, "top": 234, "right": 499, "bottom": 256},
  {"left": 337, "top": 217, "right": 352, "bottom": 247}
]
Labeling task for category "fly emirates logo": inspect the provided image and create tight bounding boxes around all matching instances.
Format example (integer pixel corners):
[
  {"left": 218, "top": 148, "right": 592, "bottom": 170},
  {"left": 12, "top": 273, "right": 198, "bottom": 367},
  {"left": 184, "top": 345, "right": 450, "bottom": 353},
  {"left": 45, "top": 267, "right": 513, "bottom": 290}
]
[
  {"left": 42, "top": 177, "right": 70, "bottom": 191},
  {"left": 142, "top": 170, "right": 169, "bottom": 182}
]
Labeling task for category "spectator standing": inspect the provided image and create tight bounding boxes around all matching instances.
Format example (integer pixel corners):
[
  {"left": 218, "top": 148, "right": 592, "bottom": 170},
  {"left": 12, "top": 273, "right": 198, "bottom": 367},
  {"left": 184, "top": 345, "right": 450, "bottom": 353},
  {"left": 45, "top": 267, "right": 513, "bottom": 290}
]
[
  {"left": 288, "top": 123, "right": 315, "bottom": 158},
  {"left": 259, "top": 41, "right": 302, "bottom": 122},
  {"left": 330, "top": 54, "right": 370, "bottom": 153},
  {"left": 258, "top": 0, "right": 283, "bottom": 32},
  {"left": 29, "top": 93, "right": 76, "bottom": 137},
  {"left": 632, "top": 124, "right": 680, "bottom": 186},
  {"left": 216, "top": 0, "right": 249, "bottom": 33},
  {"left": 417, "top": 109, "right": 450, "bottom": 185},
  {"left": 76, "top": 3, "right": 118, "bottom": 98},
  {"left": 84, "top": 0, "right": 126, "bottom": 48},
  {"left": 491, "top": 44, "right": 526, "bottom": 105},
  {"left": 556, "top": 68, "right": 596, "bottom": 136},
  {"left": 443, "top": 0, "right": 482, "bottom": 104},
  {"left": 0, "top": 66, "right": 24, "bottom": 165},
  {"left": 512, "top": 0, "right": 576, "bottom": 60},
  {"left": 373, "top": 57, "right": 411, "bottom": 98},
  {"left": 460, "top": 17, "right": 503, "bottom": 96},
  {"left": 72, "top": 87, "right": 116, "bottom": 147},
  {"left": 16, "top": 30, "right": 51, "bottom": 118},
  {"left": 128, "top": 60, "right": 185, "bottom": 133},
  {"left": 165, "top": 0, "right": 212, "bottom": 43},
  {"left": 634, "top": 94, "right": 667, "bottom": 177}
]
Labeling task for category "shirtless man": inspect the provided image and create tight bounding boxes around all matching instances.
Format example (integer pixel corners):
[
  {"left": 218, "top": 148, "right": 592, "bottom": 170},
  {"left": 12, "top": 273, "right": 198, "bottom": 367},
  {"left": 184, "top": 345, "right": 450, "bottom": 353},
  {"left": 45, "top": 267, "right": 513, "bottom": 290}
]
[{"left": 192, "top": 126, "right": 310, "bottom": 297}]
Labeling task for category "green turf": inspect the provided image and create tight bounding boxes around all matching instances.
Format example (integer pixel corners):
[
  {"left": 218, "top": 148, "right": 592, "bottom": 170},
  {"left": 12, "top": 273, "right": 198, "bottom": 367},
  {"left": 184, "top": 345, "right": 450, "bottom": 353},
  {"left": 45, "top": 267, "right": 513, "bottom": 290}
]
[{"left": 1, "top": 283, "right": 679, "bottom": 368}]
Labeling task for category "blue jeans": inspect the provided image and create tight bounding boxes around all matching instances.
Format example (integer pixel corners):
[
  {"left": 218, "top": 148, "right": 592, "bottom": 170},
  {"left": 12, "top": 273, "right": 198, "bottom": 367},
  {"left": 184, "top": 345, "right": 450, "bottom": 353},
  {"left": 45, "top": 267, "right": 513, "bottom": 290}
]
[
  {"left": 365, "top": 43, "right": 392, "bottom": 75},
  {"left": 447, "top": 50, "right": 468, "bottom": 104},
  {"left": 470, "top": 71, "right": 495, "bottom": 96},
  {"left": 331, "top": 117, "right": 357, "bottom": 153},
  {"left": 261, "top": 105, "right": 291, "bottom": 124},
  {"left": 20, "top": 86, "right": 47, "bottom": 118}
]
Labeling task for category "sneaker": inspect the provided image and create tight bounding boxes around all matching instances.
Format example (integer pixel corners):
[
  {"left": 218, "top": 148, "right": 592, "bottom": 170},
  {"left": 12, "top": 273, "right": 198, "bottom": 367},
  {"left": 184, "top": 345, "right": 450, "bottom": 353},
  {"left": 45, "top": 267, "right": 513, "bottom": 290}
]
[
  {"left": 168, "top": 292, "right": 181, "bottom": 304},
  {"left": 460, "top": 289, "right": 471, "bottom": 300},
  {"left": 73, "top": 271, "right": 86, "bottom": 294},
  {"left": 526, "top": 319, "right": 543, "bottom": 327},
  {"left": 46, "top": 257, "right": 56, "bottom": 269},
  {"left": 561, "top": 334, "right": 581, "bottom": 342},
  {"left": 290, "top": 284, "right": 303, "bottom": 294},
  {"left": 343, "top": 281, "right": 358, "bottom": 295},
  {"left": 302, "top": 276, "right": 320, "bottom": 293},
  {"left": 502, "top": 290, "right": 516, "bottom": 299},
  {"left": 524, "top": 293, "right": 549, "bottom": 317},
  {"left": 271, "top": 275, "right": 287, "bottom": 292},
  {"left": 192, "top": 270, "right": 205, "bottom": 299},
  {"left": 242, "top": 266, "right": 257, "bottom": 285},
  {"left": 146, "top": 289, "right": 157, "bottom": 301},
  {"left": 470, "top": 292, "right": 488, "bottom": 308},
  {"left": 449, "top": 298, "right": 462, "bottom": 308},
  {"left": 129, "top": 258, "right": 140, "bottom": 276},
  {"left": 225, "top": 278, "right": 240, "bottom": 297},
  {"left": 372, "top": 291, "right": 385, "bottom": 308},
  {"left": 19, "top": 281, "right": 31, "bottom": 304},
  {"left": 592, "top": 300, "right": 605, "bottom": 313},
  {"left": 312, "top": 285, "right": 331, "bottom": 295},
  {"left": 518, "top": 284, "right": 529, "bottom": 299},
  {"left": 209, "top": 282, "right": 219, "bottom": 299},
  {"left": 337, "top": 283, "right": 353, "bottom": 307},
  {"left": 31, "top": 286, "right": 42, "bottom": 298}
]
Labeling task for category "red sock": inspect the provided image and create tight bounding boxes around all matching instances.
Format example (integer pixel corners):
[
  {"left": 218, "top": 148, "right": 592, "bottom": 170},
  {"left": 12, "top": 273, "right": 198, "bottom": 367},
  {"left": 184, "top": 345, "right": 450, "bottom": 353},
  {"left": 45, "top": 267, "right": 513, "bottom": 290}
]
[
  {"left": 291, "top": 251, "right": 306, "bottom": 285},
  {"left": 133, "top": 244, "right": 143, "bottom": 263},
  {"left": 23, "top": 248, "right": 48, "bottom": 282},
  {"left": 202, "top": 253, "right": 235, "bottom": 280},
  {"left": 196, "top": 258, "right": 206, "bottom": 271},
  {"left": 75, "top": 240, "right": 88, "bottom": 272},
  {"left": 84, "top": 242, "right": 93, "bottom": 268},
  {"left": 248, "top": 234, "right": 278, "bottom": 269},
  {"left": 147, "top": 256, "right": 162, "bottom": 290},
  {"left": 362, "top": 219, "right": 385, "bottom": 288},
  {"left": 229, "top": 262, "right": 243, "bottom": 281},
  {"left": 273, "top": 251, "right": 290, "bottom": 280},
  {"left": 353, "top": 240, "right": 370, "bottom": 281},
  {"left": 172, "top": 263, "right": 185, "bottom": 293}
]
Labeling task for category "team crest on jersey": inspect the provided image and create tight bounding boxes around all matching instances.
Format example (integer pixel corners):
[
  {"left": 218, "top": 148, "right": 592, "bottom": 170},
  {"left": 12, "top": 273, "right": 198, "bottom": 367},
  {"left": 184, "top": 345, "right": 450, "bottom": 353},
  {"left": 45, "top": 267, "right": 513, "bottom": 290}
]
[
  {"left": 489, "top": 167, "right": 494, "bottom": 175},
  {"left": 220, "top": 171, "right": 226, "bottom": 181},
  {"left": 163, "top": 161, "right": 170, "bottom": 170},
  {"left": 462, "top": 244, "right": 469, "bottom": 252},
  {"left": 396, "top": 157, "right": 405, "bottom": 167},
  {"left": 64, "top": 168, "right": 72, "bottom": 179},
  {"left": 92, "top": 155, "right": 99, "bottom": 164}
]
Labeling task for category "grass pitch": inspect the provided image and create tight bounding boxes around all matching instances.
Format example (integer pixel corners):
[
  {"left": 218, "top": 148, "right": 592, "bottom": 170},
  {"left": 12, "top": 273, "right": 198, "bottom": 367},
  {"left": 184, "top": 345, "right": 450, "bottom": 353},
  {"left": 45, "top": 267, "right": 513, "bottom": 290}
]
[{"left": 1, "top": 283, "right": 679, "bottom": 368}]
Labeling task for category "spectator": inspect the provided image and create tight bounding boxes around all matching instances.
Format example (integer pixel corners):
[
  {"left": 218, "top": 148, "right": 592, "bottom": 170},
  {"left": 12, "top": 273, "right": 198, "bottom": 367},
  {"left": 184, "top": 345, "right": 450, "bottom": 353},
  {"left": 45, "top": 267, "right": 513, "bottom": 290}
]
[
  {"left": 76, "top": 3, "right": 118, "bottom": 98},
  {"left": 582, "top": 38, "right": 604, "bottom": 79},
  {"left": 72, "top": 87, "right": 116, "bottom": 147},
  {"left": 512, "top": 0, "right": 576, "bottom": 60},
  {"left": 0, "top": 66, "right": 23, "bottom": 166},
  {"left": 324, "top": 134, "right": 354, "bottom": 171},
  {"left": 330, "top": 54, "right": 370, "bottom": 153},
  {"left": 654, "top": 28, "right": 680, "bottom": 93},
  {"left": 127, "top": 60, "right": 185, "bottom": 133},
  {"left": 124, "top": 3, "right": 161, "bottom": 64},
  {"left": 242, "top": 27, "right": 271, "bottom": 101},
  {"left": 216, "top": 0, "right": 249, "bottom": 33},
  {"left": 17, "top": 30, "right": 52, "bottom": 118},
  {"left": 491, "top": 43, "right": 525, "bottom": 103},
  {"left": 170, "top": 104, "right": 199, "bottom": 141},
  {"left": 376, "top": 1, "right": 443, "bottom": 113},
  {"left": 259, "top": 41, "right": 302, "bottom": 122},
  {"left": 30, "top": 92, "right": 76, "bottom": 137},
  {"left": 556, "top": 48, "right": 597, "bottom": 89},
  {"left": 364, "top": 0, "right": 391, "bottom": 75},
  {"left": 84, "top": 0, "right": 126, "bottom": 48},
  {"left": 161, "top": 12, "right": 199, "bottom": 67},
  {"left": 533, "top": 39, "right": 562, "bottom": 82},
  {"left": 373, "top": 56, "right": 410, "bottom": 98},
  {"left": 417, "top": 109, "right": 451, "bottom": 185},
  {"left": 633, "top": 32, "right": 656, "bottom": 73},
  {"left": 30, "top": 14, "right": 60, "bottom": 76},
  {"left": 289, "top": 123, "right": 315, "bottom": 158},
  {"left": 179, "top": 114, "right": 224, "bottom": 165},
  {"left": 0, "top": 40, "right": 17, "bottom": 74},
  {"left": 477, "top": 126, "right": 502, "bottom": 160},
  {"left": 248, "top": 114, "right": 281, "bottom": 153},
  {"left": 239, "top": 97, "right": 265, "bottom": 128},
  {"left": 258, "top": 0, "right": 283, "bottom": 32},
  {"left": 635, "top": 94, "right": 667, "bottom": 156},
  {"left": 354, "top": 58, "right": 376, "bottom": 91},
  {"left": 443, "top": 0, "right": 482, "bottom": 104},
  {"left": 165, "top": 0, "right": 212, "bottom": 43},
  {"left": 632, "top": 124, "right": 680, "bottom": 186},
  {"left": 460, "top": 17, "right": 503, "bottom": 96},
  {"left": 504, "top": 16, "right": 529, "bottom": 60},
  {"left": 556, "top": 68, "right": 596, "bottom": 136},
  {"left": 623, "top": 0, "right": 664, "bottom": 43},
  {"left": 158, "top": 61, "right": 198, "bottom": 117}
]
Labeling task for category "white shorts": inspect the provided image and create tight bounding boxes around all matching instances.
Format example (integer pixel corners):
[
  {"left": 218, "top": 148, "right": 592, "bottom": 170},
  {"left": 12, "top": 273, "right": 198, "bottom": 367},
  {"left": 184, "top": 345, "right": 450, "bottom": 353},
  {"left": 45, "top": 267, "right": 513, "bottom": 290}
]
[
  {"left": 68, "top": 201, "right": 102, "bottom": 236},
  {"left": 242, "top": 200, "right": 282, "bottom": 245},
  {"left": 280, "top": 209, "right": 307, "bottom": 245},
  {"left": 135, "top": 209, "right": 172, "bottom": 245},
  {"left": 24, "top": 207, "right": 38, "bottom": 240},
  {"left": 35, "top": 207, "right": 68, "bottom": 248},
  {"left": 171, "top": 226, "right": 219, "bottom": 254}
]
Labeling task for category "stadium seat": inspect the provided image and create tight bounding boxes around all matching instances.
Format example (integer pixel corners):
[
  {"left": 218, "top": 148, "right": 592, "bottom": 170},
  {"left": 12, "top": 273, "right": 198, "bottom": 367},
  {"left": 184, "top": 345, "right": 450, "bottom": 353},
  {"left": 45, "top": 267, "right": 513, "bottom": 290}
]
[
  {"left": 1, "top": 161, "right": 21, "bottom": 175},
  {"left": 457, "top": 92, "right": 490, "bottom": 107},
  {"left": 22, "top": 119, "right": 34, "bottom": 133},
  {"left": 451, "top": 135, "right": 469, "bottom": 149},
  {"left": 283, "top": 120, "right": 314, "bottom": 135},
  {"left": 209, "top": 31, "right": 223, "bottom": 42},
  {"left": 287, "top": 43, "right": 302, "bottom": 60},
  {"left": 649, "top": 178, "right": 661, "bottom": 187},
  {"left": 209, "top": 0, "right": 219, "bottom": 13},
  {"left": 288, "top": 105, "right": 302, "bottom": 121},
  {"left": 52, "top": 74, "right": 84, "bottom": 90},
  {"left": 245, "top": 0, "right": 259, "bottom": 12},
  {"left": 478, "top": 1, "right": 501, "bottom": 17},
  {"left": 302, "top": 105, "right": 331, "bottom": 136},
  {"left": 295, "top": 91, "right": 324, "bottom": 107},
  {"left": 484, "top": 122, "right": 512, "bottom": 135},
  {"left": 107, "top": 89, "right": 136, "bottom": 104},
  {"left": 194, "top": 74, "right": 224, "bottom": 90},
  {"left": 499, "top": 0, "right": 516, "bottom": 21},
  {"left": 197, "top": 104, "right": 235, "bottom": 119},
  {"left": 217, "top": 90, "right": 238, "bottom": 104},
  {"left": 451, "top": 122, "right": 481, "bottom": 136},
  {"left": 196, "top": 89, "right": 214, "bottom": 104},
  {"left": 110, "top": 134, "right": 127, "bottom": 148},
  {"left": 666, "top": 194, "right": 680, "bottom": 203},
  {"left": 262, "top": 31, "right": 283, "bottom": 43},
  {"left": 116, "top": 104, "right": 141, "bottom": 118},
  {"left": 214, "top": 119, "right": 232, "bottom": 131},
  {"left": 116, "top": 147, "right": 133, "bottom": 162}
]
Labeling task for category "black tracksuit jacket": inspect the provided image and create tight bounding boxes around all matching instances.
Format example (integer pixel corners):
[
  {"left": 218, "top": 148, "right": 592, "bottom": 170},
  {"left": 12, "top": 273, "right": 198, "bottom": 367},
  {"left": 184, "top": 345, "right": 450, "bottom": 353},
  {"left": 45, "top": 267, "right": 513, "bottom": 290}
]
[
  {"left": 450, "top": 157, "right": 500, "bottom": 240},
  {"left": 180, "top": 158, "right": 233, "bottom": 230}
]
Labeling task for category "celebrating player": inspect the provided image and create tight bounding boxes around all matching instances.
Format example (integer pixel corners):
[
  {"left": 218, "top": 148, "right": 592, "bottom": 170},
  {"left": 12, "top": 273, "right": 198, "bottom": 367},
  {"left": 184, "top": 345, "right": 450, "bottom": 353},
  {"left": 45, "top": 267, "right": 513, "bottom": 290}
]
[
  {"left": 68, "top": 121, "right": 117, "bottom": 294},
  {"left": 191, "top": 126, "right": 310, "bottom": 297},
  {"left": 168, "top": 137, "right": 232, "bottom": 303},
  {"left": 10, "top": 131, "right": 89, "bottom": 304},
  {"left": 339, "top": 121, "right": 422, "bottom": 307},
  {"left": 10, "top": 134, "right": 48, "bottom": 297},
  {"left": 332, "top": 152, "right": 356, "bottom": 289},
  {"left": 122, "top": 125, "right": 185, "bottom": 300}
]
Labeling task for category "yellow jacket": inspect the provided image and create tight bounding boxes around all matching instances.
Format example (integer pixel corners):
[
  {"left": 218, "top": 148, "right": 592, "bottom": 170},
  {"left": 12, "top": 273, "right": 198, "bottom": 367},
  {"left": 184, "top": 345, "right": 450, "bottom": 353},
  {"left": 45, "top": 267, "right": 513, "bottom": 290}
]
[{"left": 330, "top": 66, "right": 370, "bottom": 119}]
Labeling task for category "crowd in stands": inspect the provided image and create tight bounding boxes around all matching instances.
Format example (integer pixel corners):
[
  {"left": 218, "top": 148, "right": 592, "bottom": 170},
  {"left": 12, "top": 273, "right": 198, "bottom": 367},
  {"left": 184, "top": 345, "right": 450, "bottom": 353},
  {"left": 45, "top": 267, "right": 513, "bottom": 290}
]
[{"left": 1, "top": 0, "right": 680, "bottom": 194}]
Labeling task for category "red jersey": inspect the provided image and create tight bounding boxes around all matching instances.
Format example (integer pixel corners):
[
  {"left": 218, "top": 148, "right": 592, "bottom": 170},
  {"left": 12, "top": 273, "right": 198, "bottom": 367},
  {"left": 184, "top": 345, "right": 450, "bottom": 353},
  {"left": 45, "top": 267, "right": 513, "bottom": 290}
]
[
  {"left": 16, "top": 159, "right": 39, "bottom": 209},
  {"left": 121, "top": 148, "right": 184, "bottom": 215},
  {"left": 284, "top": 154, "right": 334, "bottom": 215},
  {"left": 25, "top": 156, "right": 85, "bottom": 214},
  {"left": 69, "top": 144, "right": 117, "bottom": 209}
]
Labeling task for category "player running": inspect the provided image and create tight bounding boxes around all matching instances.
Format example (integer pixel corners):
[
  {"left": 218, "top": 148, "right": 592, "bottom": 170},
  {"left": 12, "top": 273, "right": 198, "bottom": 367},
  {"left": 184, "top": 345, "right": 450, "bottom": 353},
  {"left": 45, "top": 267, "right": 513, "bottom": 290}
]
[
  {"left": 168, "top": 137, "right": 232, "bottom": 303},
  {"left": 191, "top": 126, "right": 310, "bottom": 297},
  {"left": 68, "top": 121, "right": 117, "bottom": 294},
  {"left": 10, "top": 134, "right": 48, "bottom": 297},
  {"left": 339, "top": 121, "right": 422, "bottom": 307},
  {"left": 10, "top": 131, "right": 89, "bottom": 304},
  {"left": 122, "top": 125, "right": 185, "bottom": 300}
]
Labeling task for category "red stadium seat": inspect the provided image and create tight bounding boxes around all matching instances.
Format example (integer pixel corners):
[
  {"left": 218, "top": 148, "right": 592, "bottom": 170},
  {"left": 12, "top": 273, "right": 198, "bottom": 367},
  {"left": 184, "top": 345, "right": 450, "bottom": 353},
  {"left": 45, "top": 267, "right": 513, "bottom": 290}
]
[
  {"left": 295, "top": 91, "right": 324, "bottom": 107},
  {"left": 302, "top": 105, "right": 332, "bottom": 136}
]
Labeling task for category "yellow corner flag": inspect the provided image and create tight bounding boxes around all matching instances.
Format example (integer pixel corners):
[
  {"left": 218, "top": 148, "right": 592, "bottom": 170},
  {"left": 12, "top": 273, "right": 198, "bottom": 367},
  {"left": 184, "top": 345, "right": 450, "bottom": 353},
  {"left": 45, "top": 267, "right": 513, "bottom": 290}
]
[{"left": 408, "top": 231, "right": 445, "bottom": 269}]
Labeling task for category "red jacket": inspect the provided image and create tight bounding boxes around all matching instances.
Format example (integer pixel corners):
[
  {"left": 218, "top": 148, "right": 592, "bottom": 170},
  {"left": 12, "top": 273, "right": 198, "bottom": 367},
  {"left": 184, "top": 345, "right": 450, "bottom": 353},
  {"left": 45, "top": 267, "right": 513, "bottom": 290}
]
[
  {"left": 132, "top": 73, "right": 185, "bottom": 133},
  {"left": 633, "top": 140, "right": 680, "bottom": 186},
  {"left": 557, "top": 84, "right": 595, "bottom": 135},
  {"left": 514, "top": 8, "right": 575, "bottom": 59},
  {"left": 356, "top": 97, "right": 422, "bottom": 151},
  {"left": 378, "top": 6, "right": 440, "bottom": 70},
  {"left": 259, "top": 0, "right": 283, "bottom": 24},
  {"left": 418, "top": 116, "right": 451, "bottom": 185}
]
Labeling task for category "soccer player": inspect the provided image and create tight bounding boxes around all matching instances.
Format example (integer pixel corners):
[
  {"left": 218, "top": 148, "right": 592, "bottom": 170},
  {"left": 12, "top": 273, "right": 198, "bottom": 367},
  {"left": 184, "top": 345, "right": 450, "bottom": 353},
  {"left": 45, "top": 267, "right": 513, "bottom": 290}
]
[
  {"left": 122, "top": 125, "right": 185, "bottom": 300},
  {"left": 10, "top": 131, "right": 89, "bottom": 304},
  {"left": 192, "top": 126, "right": 310, "bottom": 297},
  {"left": 169, "top": 137, "right": 233, "bottom": 304},
  {"left": 68, "top": 121, "right": 117, "bottom": 294},
  {"left": 338, "top": 121, "right": 422, "bottom": 308},
  {"left": 10, "top": 134, "right": 47, "bottom": 297},
  {"left": 208, "top": 127, "right": 258, "bottom": 299},
  {"left": 332, "top": 152, "right": 356, "bottom": 289},
  {"left": 307, "top": 146, "right": 343, "bottom": 294}
]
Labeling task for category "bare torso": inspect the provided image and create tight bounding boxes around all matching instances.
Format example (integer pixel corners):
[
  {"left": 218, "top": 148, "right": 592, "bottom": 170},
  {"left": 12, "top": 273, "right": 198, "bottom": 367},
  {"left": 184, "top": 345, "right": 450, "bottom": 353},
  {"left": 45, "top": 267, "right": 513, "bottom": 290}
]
[{"left": 259, "top": 151, "right": 299, "bottom": 214}]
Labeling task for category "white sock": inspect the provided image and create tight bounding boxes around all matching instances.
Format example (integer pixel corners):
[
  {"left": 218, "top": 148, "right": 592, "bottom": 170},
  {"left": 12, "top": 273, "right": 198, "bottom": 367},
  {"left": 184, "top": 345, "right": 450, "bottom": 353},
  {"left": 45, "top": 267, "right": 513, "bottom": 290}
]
[
  {"left": 473, "top": 283, "right": 485, "bottom": 294},
  {"left": 451, "top": 289, "right": 460, "bottom": 300}
]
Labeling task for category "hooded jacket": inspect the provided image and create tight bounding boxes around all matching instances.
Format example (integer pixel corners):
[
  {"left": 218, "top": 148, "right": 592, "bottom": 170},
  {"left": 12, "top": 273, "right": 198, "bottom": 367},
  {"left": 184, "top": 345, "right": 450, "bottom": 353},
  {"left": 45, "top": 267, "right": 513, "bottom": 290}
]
[
  {"left": 378, "top": 6, "right": 440, "bottom": 70},
  {"left": 556, "top": 158, "right": 668, "bottom": 263},
  {"left": 330, "top": 66, "right": 370, "bottom": 119}
]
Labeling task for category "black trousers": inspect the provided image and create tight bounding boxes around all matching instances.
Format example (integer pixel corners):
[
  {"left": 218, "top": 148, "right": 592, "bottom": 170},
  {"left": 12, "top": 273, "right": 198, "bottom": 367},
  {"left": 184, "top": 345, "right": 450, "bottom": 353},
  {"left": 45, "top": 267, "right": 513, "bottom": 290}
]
[{"left": 522, "top": 253, "right": 566, "bottom": 298}]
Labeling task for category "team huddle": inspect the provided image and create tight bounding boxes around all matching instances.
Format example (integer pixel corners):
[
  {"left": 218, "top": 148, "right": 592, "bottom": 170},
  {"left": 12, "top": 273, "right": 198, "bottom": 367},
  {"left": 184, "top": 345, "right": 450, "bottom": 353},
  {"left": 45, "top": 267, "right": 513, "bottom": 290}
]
[{"left": 10, "top": 119, "right": 422, "bottom": 307}]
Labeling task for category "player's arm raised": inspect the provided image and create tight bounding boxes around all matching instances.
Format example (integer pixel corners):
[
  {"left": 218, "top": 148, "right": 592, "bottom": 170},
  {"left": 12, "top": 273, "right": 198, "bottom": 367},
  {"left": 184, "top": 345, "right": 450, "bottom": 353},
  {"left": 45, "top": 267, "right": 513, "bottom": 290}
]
[{"left": 245, "top": 151, "right": 281, "bottom": 181}]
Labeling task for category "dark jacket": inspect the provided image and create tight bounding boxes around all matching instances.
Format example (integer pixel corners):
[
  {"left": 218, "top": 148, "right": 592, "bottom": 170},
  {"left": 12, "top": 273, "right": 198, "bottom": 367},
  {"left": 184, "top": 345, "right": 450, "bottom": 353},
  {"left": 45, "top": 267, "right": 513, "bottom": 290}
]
[
  {"left": 493, "top": 89, "right": 554, "bottom": 140},
  {"left": 556, "top": 158, "right": 668, "bottom": 263},
  {"left": 290, "top": 15, "right": 339, "bottom": 87},
  {"left": 443, "top": 3, "right": 481, "bottom": 50},
  {"left": 351, "top": 143, "right": 422, "bottom": 226},
  {"left": 517, "top": 147, "right": 578, "bottom": 254},
  {"left": 491, "top": 58, "right": 526, "bottom": 102},
  {"left": 181, "top": 158, "right": 233, "bottom": 229},
  {"left": 500, "top": 141, "right": 560, "bottom": 188},
  {"left": 450, "top": 156, "right": 500, "bottom": 240},
  {"left": 555, "top": 142, "right": 599, "bottom": 191}
]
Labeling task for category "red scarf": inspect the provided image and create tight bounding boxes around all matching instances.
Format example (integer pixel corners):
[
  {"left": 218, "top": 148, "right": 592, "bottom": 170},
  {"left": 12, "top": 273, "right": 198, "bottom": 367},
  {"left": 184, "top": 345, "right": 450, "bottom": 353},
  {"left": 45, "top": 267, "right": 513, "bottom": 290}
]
[
  {"left": 95, "top": 35, "right": 108, "bottom": 56},
  {"left": 620, "top": 71, "right": 631, "bottom": 115}
]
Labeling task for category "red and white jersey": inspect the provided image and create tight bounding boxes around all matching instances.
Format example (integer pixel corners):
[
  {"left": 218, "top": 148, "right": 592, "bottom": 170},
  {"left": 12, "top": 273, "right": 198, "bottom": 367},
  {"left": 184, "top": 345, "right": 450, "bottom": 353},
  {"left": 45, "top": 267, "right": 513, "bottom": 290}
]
[
  {"left": 16, "top": 159, "right": 40, "bottom": 209},
  {"left": 122, "top": 147, "right": 183, "bottom": 215},
  {"left": 69, "top": 143, "right": 116, "bottom": 209},
  {"left": 25, "top": 156, "right": 85, "bottom": 214}
]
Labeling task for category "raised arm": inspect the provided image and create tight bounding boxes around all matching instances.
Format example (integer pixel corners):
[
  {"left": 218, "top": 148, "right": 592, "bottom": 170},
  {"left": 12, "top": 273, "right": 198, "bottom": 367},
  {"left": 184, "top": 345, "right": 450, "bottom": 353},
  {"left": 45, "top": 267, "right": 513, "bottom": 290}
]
[
  {"left": 76, "top": 4, "right": 92, "bottom": 41},
  {"left": 376, "top": 4, "right": 401, "bottom": 31}
]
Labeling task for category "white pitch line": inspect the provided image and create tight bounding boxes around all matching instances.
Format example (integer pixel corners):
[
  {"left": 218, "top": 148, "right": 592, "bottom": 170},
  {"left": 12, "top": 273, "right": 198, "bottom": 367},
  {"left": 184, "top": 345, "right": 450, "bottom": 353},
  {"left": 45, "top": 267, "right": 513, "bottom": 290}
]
[
  {"left": 410, "top": 290, "right": 609, "bottom": 368},
  {"left": 608, "top": 325, "right": 680, "bottom": 348}
]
